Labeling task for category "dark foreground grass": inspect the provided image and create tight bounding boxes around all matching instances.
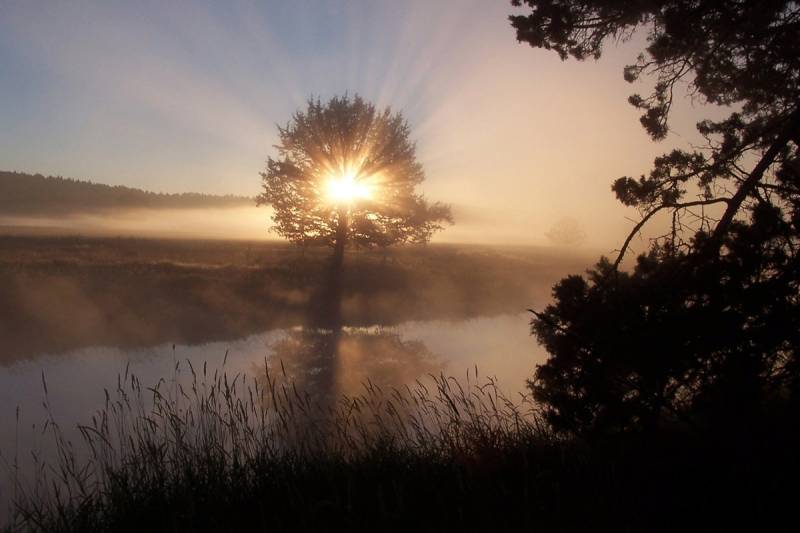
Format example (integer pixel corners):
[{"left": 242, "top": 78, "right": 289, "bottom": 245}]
[{"left": 3, "top": 361, "right": 797, "bottom": 532}]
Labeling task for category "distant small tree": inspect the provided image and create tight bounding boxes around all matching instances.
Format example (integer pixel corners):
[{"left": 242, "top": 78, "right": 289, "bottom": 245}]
[
  {"left": 257, "top": 95, "right": 452, "bottom": 267},
  {"left": 545, "top": 217, "right": 586, "bottom": 247}
]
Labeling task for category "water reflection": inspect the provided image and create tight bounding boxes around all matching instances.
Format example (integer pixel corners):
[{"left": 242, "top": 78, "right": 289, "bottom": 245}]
[
  {"left": 258, "top": 246, "right": 443, "bottom": 408},
  {"left": 263, "top": 326, "right": 442, "bottom": 407},
  {"left": 0, "top": 314, "right": 539, "bottom": 459}
]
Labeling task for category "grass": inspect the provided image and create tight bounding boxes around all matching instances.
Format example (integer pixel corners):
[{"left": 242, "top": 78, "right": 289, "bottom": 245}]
[
  {"left": 3, "top": 354, "right": 797, "bottom": 532},
  {"left": 4, "top": 357, "right": 549, "bottom": 531}
]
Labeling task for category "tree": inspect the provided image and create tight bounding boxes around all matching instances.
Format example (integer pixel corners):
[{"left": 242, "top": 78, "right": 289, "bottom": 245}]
[
  {"left": 257, "top": 95, "right": 452, "bottom": 267},
  {"left": 509, "top": 1, "right": 800, "bottom": 435},
  {"left": 545, "top": 216, "right": 587, "bottom": 247},
  {"left": 531, "top": 234, "right": 800, "bottom": 435}
]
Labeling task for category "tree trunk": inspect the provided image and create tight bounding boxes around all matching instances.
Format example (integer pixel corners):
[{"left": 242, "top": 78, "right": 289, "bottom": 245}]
[
  {"left": 332, "top": 207, "right": 348, "bottom": 272},
  {"left": 312, "top": 207, "right": 348, "bottom": 329}
]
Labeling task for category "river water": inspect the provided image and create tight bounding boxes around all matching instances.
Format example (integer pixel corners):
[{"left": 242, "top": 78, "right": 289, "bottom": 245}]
[{"left": 0, "top": 312, "right": 546, "bottom": 519}]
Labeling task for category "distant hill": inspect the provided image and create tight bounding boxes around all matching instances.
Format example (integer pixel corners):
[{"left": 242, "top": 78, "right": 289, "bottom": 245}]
[{"left": 0, "top": 171, "right": 253, "bottom": 215}]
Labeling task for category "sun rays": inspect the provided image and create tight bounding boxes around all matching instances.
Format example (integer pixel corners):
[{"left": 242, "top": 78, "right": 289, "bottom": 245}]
[{"left": 326, "top": 170, "right": 373, "bottom": 204}]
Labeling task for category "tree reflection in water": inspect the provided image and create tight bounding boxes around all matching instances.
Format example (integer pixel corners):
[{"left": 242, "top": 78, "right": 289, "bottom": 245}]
[
  {"left": 262, "top": 326, "right": 442, "bottom": 407},
  {"left": 255, "top": 240, "right": 443, "bottom": 416}
]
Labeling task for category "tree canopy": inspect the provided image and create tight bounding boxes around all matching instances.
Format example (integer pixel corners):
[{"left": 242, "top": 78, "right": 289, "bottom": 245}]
[
  {"left": 257, "top": 95, "right": 452, "bottom": 259},
  {"left": 510, "top": 0, "right": 800, "bottom": 435}
]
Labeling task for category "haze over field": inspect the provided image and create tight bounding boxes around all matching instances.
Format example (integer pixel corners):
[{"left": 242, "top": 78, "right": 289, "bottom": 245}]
[{"left": 0, "top": 0, "right": 722, "bottom": 249}]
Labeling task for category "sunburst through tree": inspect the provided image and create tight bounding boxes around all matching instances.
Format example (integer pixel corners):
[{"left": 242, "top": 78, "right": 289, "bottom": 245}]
[{"left": 257, "top": 95, "right": 453, "bottom": 267}]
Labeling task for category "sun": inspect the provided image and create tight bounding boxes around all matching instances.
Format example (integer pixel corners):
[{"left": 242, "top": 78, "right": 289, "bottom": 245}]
[{"left": 326, "top": 171, "right": 372, "bottom": 204}]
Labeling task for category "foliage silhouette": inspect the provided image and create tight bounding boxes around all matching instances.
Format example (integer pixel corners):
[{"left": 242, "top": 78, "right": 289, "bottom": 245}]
[
  {"left": 545, "top": 217, "right": 586, "bottom": 247},
  {"left": 0, "top": 171, "right": 249, "bottom": 215},
  {"left": 510, "top": 0, "right": 800, "bottom": 435},
  {"left": 257, "top": 95, "right": 452, "bottom": 267}
]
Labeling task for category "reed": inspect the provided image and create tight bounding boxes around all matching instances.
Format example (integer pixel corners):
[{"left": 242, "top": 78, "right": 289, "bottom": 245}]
[
  {"left": 6, "top": 355, "right": 795, "bottom": 531},
  {"left": 4, "top": 359, "right": 554, "bottom": 531}
]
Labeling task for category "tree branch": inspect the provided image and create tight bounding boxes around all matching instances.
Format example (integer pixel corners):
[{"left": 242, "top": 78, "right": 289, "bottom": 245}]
[
  {"left": 613, "top": 198, "right": 731, "bottom": 270},
  {"left": 708, "top": 108, "right": 800, "bottom": 253}
]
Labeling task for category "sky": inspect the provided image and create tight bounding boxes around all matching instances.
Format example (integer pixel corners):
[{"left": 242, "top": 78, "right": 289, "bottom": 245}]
[{"left": 0, "top": 0, "right": 722, "bottom": 250}]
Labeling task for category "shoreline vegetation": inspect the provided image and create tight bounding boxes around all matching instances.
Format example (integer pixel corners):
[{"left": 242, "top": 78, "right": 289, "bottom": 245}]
[{"left": 3, "top": 360, "right": 796, "bottom": 532}]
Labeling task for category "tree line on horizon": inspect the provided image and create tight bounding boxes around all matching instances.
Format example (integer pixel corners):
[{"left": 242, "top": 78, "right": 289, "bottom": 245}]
[{"left": 0, "top": 170, "right": 252, "bottom": 216}]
